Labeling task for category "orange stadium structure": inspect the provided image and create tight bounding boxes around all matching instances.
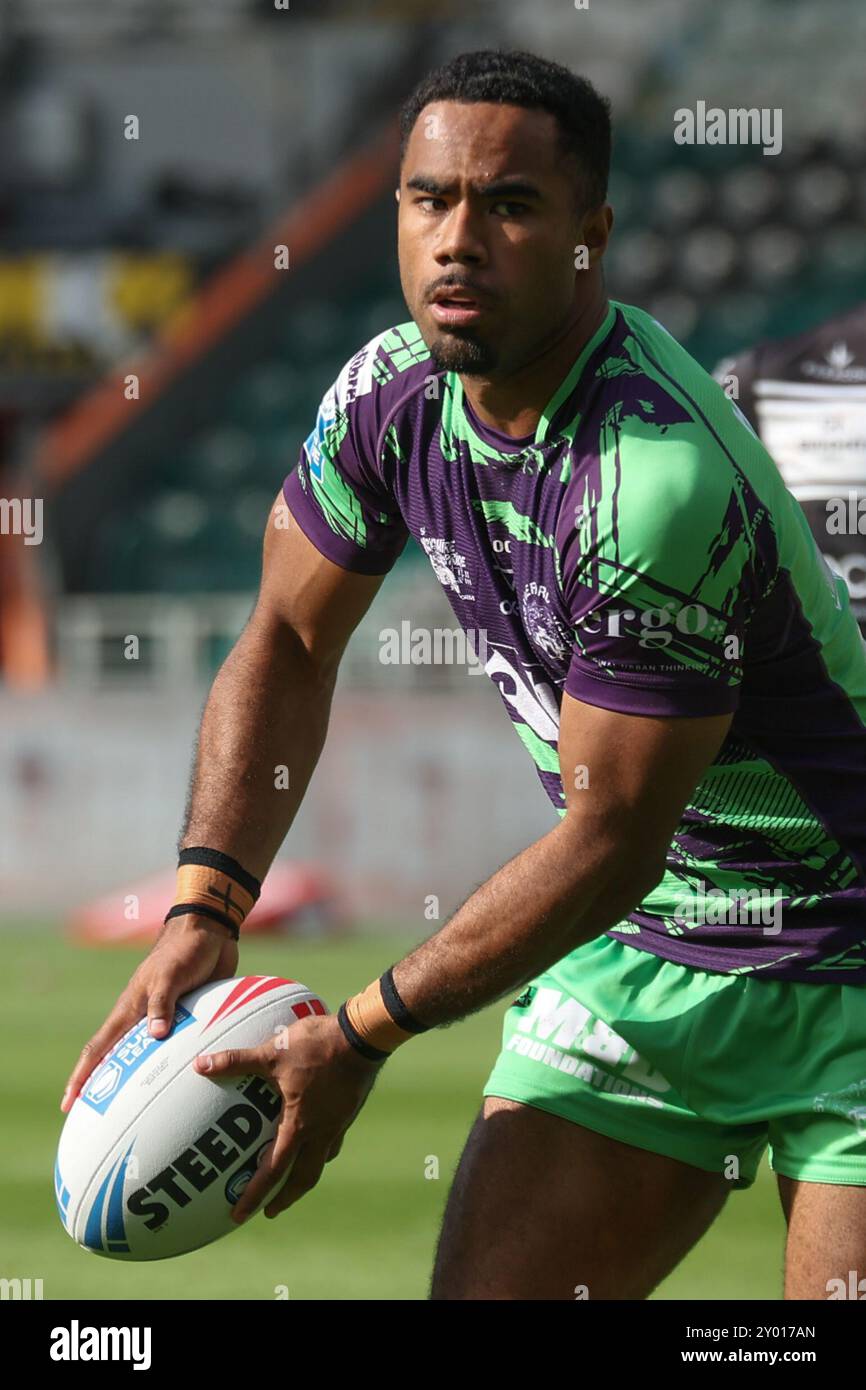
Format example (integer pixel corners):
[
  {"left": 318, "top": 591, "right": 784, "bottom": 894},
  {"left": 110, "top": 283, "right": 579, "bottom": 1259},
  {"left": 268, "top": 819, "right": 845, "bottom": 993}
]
[{"left": 0, "top": 121, "right": 399, "bottom": 689}]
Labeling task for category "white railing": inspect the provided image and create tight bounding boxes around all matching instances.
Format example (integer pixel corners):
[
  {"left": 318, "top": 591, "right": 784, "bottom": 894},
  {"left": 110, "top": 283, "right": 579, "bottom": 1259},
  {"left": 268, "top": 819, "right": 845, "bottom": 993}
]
[{"left": 55, "top": 576, "right": 494, "bottom": 694}]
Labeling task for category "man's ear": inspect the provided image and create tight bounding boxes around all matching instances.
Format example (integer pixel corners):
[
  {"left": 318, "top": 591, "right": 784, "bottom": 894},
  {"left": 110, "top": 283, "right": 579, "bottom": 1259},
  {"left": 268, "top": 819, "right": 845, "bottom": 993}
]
[
  {"left": 581, "top": 202, "right": 613, "bottom": 264},
  {"left": 395, "top": 188, "right": 401, "bottom": 204}
]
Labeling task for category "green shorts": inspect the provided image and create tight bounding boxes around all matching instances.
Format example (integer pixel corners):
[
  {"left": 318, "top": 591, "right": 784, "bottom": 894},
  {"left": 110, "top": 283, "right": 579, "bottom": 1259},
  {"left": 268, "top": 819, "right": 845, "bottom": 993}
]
[{"left": 482, "top": 933, "right": 866, "bottom": 1189}]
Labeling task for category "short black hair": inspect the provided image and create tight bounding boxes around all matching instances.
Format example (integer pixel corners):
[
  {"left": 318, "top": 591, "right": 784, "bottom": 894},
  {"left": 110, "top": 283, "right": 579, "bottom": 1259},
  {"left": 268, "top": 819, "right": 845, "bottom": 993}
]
[{"left": 399, "top": 48, "right": 612, "bottom": 212}]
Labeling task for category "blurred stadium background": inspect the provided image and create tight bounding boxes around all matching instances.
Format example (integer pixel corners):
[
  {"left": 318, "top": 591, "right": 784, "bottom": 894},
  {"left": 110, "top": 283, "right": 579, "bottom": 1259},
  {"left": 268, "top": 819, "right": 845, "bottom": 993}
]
[{"left": 1, "top": 0, "right": 864, "bottom": 1298}]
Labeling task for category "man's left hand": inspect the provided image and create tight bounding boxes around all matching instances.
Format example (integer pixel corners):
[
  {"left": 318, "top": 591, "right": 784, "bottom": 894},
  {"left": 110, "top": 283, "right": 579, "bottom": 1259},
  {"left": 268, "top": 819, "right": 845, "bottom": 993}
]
[{"left": 193, "top": 1010, "right": 384, "bottom": 1223}]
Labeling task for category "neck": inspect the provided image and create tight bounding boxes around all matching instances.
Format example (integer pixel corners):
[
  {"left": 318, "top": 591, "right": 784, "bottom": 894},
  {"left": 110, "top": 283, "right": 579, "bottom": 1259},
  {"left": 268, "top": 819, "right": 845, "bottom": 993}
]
[{"left": 459, "top": 283, "right": 609, "bottom": 439}]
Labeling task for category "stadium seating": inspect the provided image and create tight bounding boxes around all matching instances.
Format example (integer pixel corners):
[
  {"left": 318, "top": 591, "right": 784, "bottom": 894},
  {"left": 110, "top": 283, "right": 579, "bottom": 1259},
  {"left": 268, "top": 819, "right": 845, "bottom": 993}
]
[{"left": 14, "top": 0, "right": 860, "bottom": 674}]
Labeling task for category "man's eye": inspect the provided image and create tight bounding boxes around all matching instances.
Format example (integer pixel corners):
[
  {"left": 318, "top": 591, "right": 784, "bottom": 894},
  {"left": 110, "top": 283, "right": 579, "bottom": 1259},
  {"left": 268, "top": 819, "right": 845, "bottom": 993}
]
[{"left": 415, "top": 197, "right": 528, "bottom": 215}]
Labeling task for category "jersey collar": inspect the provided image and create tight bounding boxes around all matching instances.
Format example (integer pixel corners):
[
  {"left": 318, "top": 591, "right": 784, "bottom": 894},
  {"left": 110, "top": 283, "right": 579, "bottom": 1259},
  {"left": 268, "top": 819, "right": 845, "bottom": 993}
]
[
  {"left": 535, "top": 300, "right": 617, "bottom": 445},
  {"left": 449, "top": 300, "right": 617, "bottom": 454}
]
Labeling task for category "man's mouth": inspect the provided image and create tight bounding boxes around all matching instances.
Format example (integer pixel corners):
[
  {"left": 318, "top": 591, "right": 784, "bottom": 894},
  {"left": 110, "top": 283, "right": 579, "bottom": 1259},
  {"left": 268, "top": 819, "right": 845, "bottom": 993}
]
[{"left": 429, "top": 292, "right": 486, "bottom": 326}]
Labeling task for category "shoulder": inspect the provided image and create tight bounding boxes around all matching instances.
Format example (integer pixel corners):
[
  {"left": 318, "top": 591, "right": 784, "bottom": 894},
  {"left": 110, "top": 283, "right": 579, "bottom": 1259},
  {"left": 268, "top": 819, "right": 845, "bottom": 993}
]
[
  {"left": 301, "top": 320, "right": 436, "bottom": 488},
  {"left": 318, "top": 320, "right": 436, "bottom": 431},
  {"left": 588, "top": 302, "right": 758, "bottom": 505},
  {"left": 611, "top": 300, "right": 753, "bottom": 434},
  {"left": 560, "top": 304, "right": 778, "bottom": 573}
]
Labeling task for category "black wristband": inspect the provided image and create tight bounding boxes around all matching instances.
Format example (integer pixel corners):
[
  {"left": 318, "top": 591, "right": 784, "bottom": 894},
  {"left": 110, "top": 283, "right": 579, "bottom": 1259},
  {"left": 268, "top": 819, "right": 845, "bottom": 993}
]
[
  {"left": 336, "top": 1002, "right": 390, "bottom": 1063},
  {"left": 177, "top": 847, "right": 261, "bottom": 902},
  {"left": 380, "top": 967, "right": 430, "bottom": 1034},
  {"left": 164, "top": 902, "right": 240, "bottom": 941}
]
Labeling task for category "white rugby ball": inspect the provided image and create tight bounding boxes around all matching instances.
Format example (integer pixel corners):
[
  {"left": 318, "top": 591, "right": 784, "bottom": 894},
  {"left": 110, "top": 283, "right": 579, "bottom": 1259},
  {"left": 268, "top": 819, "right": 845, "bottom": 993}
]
[{"left": 55, "top": 974, "right": 327, "bottom": 1261}]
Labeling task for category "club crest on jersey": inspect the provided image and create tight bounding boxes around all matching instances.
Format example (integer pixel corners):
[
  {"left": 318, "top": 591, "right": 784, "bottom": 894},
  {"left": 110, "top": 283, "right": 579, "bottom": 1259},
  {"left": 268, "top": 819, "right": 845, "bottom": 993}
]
[{"left": 521, "top": 582, "right": 571, "bottom": 660}]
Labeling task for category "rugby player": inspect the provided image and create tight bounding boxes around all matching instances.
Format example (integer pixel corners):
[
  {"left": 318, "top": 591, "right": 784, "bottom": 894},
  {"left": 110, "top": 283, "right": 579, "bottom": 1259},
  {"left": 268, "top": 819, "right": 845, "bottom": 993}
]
[
  {"left": 63, "top": 50, "right": 866, "bottom": 1300},
  {"left": 714, "top": 303, "right": 866, "bottom": 636}
]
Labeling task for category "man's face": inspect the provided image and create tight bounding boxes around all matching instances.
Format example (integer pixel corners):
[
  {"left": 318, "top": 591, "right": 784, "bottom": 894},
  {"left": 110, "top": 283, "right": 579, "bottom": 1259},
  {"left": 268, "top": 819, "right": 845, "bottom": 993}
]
[{"left": 397, "top": 100, "right": 603, "bottom": 376}]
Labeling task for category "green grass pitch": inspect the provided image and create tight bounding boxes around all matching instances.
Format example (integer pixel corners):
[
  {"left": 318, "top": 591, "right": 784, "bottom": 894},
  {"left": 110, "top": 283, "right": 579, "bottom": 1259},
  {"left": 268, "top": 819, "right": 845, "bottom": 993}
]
[{"left": 0, "top": 926, "right": 786, "bottom": 1300}]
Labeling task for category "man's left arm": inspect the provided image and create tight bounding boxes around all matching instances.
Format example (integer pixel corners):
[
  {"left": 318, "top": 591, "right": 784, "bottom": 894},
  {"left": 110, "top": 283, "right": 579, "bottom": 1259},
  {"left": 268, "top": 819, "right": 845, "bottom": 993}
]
[
  {"left": 387, "top": 695, "right": 731, "bottom": 1025},
  {"left": 198, "top": 695, "right": 730, "bottom": 1224}
]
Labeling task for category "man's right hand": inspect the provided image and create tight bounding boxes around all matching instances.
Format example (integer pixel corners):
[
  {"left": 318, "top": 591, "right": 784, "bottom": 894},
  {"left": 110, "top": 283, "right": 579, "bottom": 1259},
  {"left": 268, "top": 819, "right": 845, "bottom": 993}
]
[{"left": 60, "top": 916, "right": 238, "bottom": 1114}]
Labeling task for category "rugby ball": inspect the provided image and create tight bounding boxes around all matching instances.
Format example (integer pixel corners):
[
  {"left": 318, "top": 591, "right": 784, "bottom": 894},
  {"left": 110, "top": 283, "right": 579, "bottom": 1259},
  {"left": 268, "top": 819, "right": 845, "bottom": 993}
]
[{"left": 54, "top": 975, "right": 328, "bottom": 1261}]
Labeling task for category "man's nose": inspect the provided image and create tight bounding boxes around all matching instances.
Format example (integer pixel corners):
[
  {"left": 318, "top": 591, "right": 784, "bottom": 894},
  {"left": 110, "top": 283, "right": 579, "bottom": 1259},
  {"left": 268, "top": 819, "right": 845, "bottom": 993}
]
[{"left": 434, "top": 200, "right": 487, "bottom": 265}]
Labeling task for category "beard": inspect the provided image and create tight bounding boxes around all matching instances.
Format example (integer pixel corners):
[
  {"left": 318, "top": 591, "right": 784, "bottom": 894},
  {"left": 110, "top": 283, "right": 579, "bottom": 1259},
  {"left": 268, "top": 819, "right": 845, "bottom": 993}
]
[{"left": 427, "top": 330, "right": 499, "bottom": 375}]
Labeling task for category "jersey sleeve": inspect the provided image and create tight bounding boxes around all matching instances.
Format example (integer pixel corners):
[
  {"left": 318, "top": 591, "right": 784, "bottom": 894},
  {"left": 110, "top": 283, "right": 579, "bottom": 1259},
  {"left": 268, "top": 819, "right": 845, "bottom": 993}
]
[
  {"left": 282, "top": 351, "right": 409, "bottom": 575},
  {"left": 557, "top": 427, "right": 768, "bottom": 718}
]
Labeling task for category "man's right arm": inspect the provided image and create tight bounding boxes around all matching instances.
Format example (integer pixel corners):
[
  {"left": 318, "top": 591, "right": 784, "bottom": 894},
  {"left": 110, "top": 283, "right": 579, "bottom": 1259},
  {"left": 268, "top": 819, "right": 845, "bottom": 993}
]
[
  {"left": 180, "top": 490, "right": 387, "bottom": 878},
  {"left": 61, "top": 491, "right": 385, "bottom": 1111}
]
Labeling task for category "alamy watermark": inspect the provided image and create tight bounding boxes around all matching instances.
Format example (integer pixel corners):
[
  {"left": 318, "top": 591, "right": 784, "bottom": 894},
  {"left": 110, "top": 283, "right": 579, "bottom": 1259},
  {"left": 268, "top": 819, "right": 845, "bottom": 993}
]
[
  {"left": 826, "top": 492, "right": 866, "bottom": 536},
  {"left": 0, "top": 1277, "right": 43, "bottom": 1299},
  {"left": 674, "top": 102, "right": 782, "bottom": 157},
  {"left": 673, "top": 880, "right": 784, "bottom": 935},
  {"left": 49, "top": 1321, "right": 151, "bottom": 1370},
  {"left": 0, "top": 498, "right": 43, "bottom": 545},
  {"left": 379, "top": 623, "right": 489, "bottom": 672}
]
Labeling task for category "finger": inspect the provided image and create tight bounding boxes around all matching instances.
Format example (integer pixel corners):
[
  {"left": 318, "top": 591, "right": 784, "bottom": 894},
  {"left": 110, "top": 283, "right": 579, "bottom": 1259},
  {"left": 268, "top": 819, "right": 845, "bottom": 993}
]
[
  {"left": 61, "top": 1042, "right": 107, "bottom": 1114},
  {"left": 193, "top": 1045, "right": 269, "bottom": 1080},
  {"left": 264, "top": 1143, "right": 329, "bottom": 1218},
  {"left": 146, "top": 986, "right": 179, "bottom": 1040},
  {"left": 231, "top": 1122, "right": 299, "bottom": 1224},
  {"left": 61, "top": 1004, "right": 138, "bottom": 1113},
  {"left": 231, "top": 1119, "right": 301, "bottom": 1224}
]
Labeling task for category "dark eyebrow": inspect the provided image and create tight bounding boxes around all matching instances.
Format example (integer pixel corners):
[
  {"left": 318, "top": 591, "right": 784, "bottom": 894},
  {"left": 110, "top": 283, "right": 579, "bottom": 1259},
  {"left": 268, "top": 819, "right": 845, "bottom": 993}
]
[{"left": 405, "top": 174, "right": 543, "bottom": 201}]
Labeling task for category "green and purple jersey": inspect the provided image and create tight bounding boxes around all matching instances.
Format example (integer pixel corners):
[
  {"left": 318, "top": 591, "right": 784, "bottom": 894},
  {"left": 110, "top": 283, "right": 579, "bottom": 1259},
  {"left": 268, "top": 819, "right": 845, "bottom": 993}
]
[{"left": 284, "top": 300, "right": 866, "bottom": 983}]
